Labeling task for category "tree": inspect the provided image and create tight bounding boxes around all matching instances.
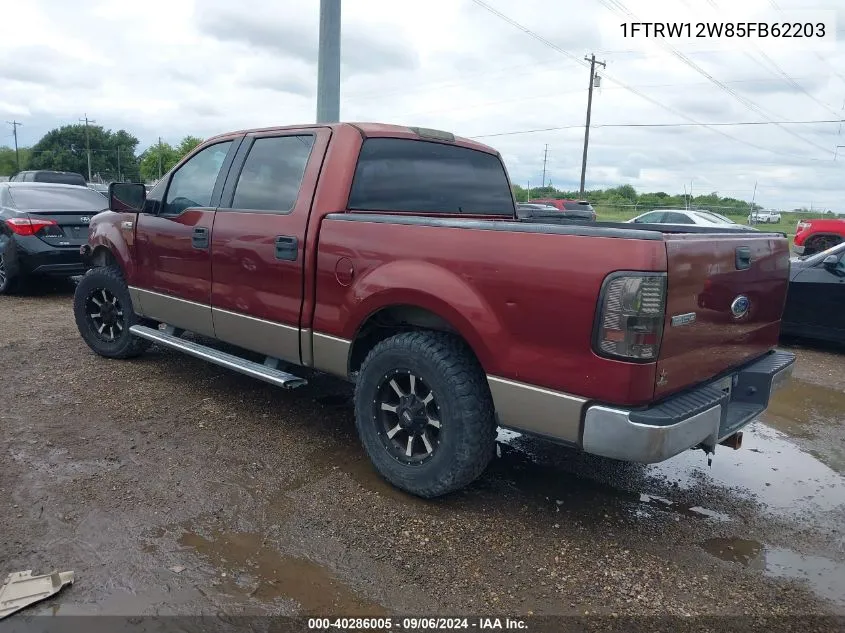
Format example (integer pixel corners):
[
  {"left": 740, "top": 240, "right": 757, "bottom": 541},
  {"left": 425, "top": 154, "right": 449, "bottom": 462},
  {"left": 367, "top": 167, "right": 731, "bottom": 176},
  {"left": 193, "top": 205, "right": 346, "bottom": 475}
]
[
  {"left": 27, "top": 124, "right": 140, "bottom": 182},
  {"left": 176, "top": 135, "right": 203, "bottom": 160},
  {"left": 0, "top": 146, "right": 31, "bottom": 176},
  {"left": 139, "top": 141, "right": 179, "bottom": 182}
]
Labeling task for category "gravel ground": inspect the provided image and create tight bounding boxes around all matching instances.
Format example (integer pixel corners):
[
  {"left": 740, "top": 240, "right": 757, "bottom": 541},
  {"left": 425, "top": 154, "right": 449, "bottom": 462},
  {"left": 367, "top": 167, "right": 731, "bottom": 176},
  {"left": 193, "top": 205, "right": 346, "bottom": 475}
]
[{"left": 1, "top": 282, "right": 844, "bottom": 630}]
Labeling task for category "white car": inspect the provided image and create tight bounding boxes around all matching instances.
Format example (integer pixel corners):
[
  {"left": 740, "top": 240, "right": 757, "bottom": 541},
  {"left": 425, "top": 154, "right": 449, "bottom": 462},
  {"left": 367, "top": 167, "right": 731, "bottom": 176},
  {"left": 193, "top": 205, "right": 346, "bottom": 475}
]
[
  {"left": 748, "top": 209, "right": 781, "bottom": 224},
  {"left": 628, "top": 209, "right": 756, "bottom": 230}
]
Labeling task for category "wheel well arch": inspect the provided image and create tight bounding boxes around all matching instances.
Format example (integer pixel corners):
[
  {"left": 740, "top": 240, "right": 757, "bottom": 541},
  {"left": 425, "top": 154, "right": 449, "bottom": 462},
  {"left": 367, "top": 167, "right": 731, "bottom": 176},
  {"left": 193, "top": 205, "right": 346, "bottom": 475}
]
[
  {"left": 347, "top": 304, "right": 480, "bottom": 376},
  {"left": 91, "top": 245, "right": 119, "bottom": 268},
  {"left": 806, "top": 232, "right": 843, "bottom": 243}
]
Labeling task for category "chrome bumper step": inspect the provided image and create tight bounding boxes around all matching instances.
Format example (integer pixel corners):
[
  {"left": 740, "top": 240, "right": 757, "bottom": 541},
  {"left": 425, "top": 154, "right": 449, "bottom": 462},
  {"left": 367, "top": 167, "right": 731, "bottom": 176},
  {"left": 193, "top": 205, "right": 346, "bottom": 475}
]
[{"left": 128, "top": 325, "right": 307, "bottom": 389}]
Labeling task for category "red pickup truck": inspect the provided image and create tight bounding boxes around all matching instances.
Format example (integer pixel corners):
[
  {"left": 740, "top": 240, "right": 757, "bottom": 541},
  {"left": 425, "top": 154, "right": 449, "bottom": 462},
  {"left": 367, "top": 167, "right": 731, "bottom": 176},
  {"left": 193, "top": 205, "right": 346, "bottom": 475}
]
[
  {"left": 793, "top": 217, "right": 845, "bottom": 255},
  {"left": 73, "top": 123, "right": 795, "bottom": 497}
]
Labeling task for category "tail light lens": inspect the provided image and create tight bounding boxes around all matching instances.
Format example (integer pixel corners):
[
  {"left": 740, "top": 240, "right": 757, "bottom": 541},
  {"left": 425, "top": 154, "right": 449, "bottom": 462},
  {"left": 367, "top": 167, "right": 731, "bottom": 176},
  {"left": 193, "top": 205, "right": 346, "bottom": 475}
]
[
  {"left": 594, "top": 272, "right": 667, "bottom": 361},
  {"left": 5, "top": 217, "right": 58, "bottom": 236},
  {"left": 796, "top": 221, "right": 809, "bottom": 232}
]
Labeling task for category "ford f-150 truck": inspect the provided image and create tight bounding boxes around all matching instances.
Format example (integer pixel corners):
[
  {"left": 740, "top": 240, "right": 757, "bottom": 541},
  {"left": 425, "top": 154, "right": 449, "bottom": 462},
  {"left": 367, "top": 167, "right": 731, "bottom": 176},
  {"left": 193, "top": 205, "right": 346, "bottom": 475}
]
[{"left": 73, "top": 123, "right": 795, "bottom": 497}]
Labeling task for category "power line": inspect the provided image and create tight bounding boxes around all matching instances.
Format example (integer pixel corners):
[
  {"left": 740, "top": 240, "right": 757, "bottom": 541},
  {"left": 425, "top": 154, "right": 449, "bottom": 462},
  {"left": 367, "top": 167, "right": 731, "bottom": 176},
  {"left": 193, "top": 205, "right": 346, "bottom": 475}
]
[
  {"left": 592, "top": 0, "right": 835, "bottom": 156},
  {"left": 468, "top": 0, "right": 833, "bottom": 160},
  {"left": 469, "top": 118, "right": 844, "bottom": 138}
]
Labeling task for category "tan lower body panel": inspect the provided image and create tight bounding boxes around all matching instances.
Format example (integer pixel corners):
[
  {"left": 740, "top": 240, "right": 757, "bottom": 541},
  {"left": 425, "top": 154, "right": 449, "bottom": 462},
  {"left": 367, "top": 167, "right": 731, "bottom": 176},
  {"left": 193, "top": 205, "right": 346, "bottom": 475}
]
[
  {"left": 487, "top": 375, "right": 586, "bottom": 443},
  {"left": 211, "top": 308, "right": 300, "bottom": 365},
  {"left": 312, "top": 332, "right": 351, "bottom": 379},
  {"left": 128, "top": 287, "right": 215, "bottom": 338}
]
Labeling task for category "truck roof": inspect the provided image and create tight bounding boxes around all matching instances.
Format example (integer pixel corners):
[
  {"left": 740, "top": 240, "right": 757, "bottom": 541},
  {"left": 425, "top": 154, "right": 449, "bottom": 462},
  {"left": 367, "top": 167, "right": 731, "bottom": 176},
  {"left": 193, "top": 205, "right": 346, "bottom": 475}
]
[{"left": 205, "top": 122, "right": 498, "bottom": 156}]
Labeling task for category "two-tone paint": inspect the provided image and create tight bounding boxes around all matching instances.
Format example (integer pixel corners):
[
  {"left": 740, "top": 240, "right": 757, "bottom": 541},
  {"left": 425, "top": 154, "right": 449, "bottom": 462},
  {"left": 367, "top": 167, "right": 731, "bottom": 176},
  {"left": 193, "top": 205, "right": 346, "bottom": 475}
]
[{"left": 85, "top": 122, "right": 792, "bottom": 448}]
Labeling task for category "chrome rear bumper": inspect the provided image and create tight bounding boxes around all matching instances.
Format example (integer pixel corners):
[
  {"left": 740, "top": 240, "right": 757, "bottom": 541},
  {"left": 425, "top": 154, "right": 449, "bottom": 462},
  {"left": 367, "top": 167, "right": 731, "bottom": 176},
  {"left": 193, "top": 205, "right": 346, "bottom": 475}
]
[{"left": 581, "top": 350, "right": 795, "bottom": 463}]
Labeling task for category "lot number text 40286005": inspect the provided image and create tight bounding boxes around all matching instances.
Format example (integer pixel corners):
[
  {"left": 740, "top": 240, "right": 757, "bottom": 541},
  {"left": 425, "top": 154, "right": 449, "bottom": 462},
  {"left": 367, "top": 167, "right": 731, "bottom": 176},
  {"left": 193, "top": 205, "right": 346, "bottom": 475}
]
[{"left": 620, "top": 22, "right": 827, "bottom": 38}]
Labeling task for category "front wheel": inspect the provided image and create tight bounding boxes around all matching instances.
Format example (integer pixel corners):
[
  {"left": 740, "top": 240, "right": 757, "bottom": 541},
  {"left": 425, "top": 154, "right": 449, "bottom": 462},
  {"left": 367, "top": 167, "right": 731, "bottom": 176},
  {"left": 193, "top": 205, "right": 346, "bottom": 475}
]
[
  {"left": 73, "top": 266, "right": 151, "bottom": 358},
  {"left": 354, "top": 331, "right": 497, "bottom": 498}
]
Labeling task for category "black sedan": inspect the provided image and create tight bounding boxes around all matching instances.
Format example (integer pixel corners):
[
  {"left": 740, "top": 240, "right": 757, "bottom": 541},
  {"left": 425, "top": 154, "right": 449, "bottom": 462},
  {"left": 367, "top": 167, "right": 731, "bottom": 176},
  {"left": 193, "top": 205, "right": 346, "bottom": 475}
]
[
  {"left": 0, "top": 182, "right": 107, "bottom": 294},
  {"left": 781, "top": 241, "right": 845, "bottom": 344}
]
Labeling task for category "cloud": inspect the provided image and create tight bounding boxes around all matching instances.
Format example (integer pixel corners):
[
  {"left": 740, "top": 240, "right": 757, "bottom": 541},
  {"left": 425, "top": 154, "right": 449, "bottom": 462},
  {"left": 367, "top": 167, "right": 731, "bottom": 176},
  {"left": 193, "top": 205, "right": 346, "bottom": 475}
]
[{"left": 0, "top": 0, "right": 841, "bottom": 211}]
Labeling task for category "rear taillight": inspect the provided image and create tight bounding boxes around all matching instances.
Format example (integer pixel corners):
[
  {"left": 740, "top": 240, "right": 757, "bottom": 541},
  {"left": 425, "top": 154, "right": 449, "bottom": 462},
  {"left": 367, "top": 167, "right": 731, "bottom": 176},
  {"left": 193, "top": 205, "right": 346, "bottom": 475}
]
[
  {"left": 5, "top": 217, "right": 58, "bottom": 236},
  {"left": 594, "top": 272, "right": 667, "bottom": 361},
  {"left": 796, "top": 221, "right": 809, "bottom": 232}
]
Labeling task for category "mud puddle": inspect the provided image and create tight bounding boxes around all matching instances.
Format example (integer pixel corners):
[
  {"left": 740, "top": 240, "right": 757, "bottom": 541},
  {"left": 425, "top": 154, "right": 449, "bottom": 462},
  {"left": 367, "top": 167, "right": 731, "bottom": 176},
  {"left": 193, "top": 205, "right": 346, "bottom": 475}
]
[
  {"left": 763, "top": 379, "right": 845, "bottom": 438},
  {"left": 490, "top": 438, "right": 732, "bottom": 523},
  {"left": 701, "top": 537, "right": 845, "bottom": 607},
  {"left": 178, "top": 529, "right": 386, "bottom": 615},
  {"left": 646, "top": 422, "right": 845, "bottom": 514},
  {"left": 494, "top": 419, "right": 844, "bottom": 521}
]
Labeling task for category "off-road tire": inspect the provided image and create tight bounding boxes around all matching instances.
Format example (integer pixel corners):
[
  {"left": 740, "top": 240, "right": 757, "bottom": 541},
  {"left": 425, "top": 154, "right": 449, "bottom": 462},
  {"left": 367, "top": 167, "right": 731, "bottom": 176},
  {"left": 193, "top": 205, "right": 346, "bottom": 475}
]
[
  {"left": 354, "top": 331, "right": 497, "bottom": 498},
  {"left": 74, "top": 266, "right": 151, "bottom": 359}
]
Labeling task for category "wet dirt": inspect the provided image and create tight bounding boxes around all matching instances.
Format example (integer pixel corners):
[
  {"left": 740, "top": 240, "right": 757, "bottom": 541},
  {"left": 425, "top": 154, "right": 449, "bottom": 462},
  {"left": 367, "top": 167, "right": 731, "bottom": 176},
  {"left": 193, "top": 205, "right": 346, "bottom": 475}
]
[
  {"left": 701, "top": 537, "right": 845, "bottom": 607},
  {"left": 1, "top": 291, "right": 845, "bottom": 621},
  {"left": 177, "top": 529, "right": 385, "bottom": 614}
]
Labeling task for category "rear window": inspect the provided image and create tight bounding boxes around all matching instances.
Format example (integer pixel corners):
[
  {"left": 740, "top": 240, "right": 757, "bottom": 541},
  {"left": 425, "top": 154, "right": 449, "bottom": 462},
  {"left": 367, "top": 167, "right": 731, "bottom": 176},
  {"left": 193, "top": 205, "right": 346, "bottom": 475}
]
[
  {"left": 9, "top": 186, "right": 109, "bottom": 211},
  {"left": 348, "top": 138, "right": 514, "bottom": 215},
  {"left": 32, "top": 172, "right": 87, "bottom": 186}
]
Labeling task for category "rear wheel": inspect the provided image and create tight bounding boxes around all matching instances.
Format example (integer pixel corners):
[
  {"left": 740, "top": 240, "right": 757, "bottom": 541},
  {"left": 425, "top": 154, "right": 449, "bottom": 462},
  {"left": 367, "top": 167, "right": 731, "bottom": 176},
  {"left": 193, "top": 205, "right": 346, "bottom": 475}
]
[
  {"left": 0, "top": 253, "right": 21, "bottom": 295},
  {"left": 74, "top": 266, "right": 151, "bottom": 358},
  {"left": 353, "top": 331, "right": 497, "bottom": 498}
]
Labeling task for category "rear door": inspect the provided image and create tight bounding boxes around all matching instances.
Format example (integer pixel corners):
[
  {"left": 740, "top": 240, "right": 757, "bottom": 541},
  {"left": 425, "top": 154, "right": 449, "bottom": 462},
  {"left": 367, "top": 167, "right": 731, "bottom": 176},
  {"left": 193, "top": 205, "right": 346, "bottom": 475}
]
[
  {"left": 655, "top": 232, "right": 791, "bottom": 400},
  {"left": 7, "top": 185, "right": 108, "bottom": 248},
  {"left": 133, "top": 139, "right": 240, "bottom": 337},
  {"left": 210, "top": 128, "right": 330, "bottom": 364}
]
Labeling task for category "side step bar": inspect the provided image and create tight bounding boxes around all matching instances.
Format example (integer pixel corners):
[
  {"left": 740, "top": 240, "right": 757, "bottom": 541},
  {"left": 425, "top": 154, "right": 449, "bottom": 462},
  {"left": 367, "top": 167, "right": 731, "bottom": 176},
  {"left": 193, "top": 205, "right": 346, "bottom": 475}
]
[{"left": 128, "top": 325, "right": 307, "bottom": 389}]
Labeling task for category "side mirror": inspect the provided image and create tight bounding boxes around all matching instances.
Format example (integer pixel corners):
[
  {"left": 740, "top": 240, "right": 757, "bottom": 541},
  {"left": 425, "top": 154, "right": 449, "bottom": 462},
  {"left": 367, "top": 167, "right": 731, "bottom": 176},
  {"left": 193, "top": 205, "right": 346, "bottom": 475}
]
[
  {"left": 822, "top": 254, "right": 839, "bottom": 270},
  {"left": 109, "top": 182, "right": 146, "bottom": 213}
]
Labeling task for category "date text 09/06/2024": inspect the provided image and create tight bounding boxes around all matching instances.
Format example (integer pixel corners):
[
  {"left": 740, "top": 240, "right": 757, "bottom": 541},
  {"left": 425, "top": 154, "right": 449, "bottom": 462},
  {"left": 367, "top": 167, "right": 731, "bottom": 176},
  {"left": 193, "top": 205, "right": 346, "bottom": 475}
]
[
  {"left": 620, "top": 22, "right": 827, "bottom": 38},
  {"left": 307, "top": 617, "right": 528, "bottom": 630}
]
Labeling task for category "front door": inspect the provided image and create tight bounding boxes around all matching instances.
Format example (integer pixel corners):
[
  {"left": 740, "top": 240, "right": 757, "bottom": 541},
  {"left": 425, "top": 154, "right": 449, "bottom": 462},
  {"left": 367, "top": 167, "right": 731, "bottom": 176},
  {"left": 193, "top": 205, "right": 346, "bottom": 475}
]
[
  {"left": 210, "top": 129, "right": 330, "bottom": 364},
  {"left": 133, "top": 139, "right": 239, "bottom": 336}
]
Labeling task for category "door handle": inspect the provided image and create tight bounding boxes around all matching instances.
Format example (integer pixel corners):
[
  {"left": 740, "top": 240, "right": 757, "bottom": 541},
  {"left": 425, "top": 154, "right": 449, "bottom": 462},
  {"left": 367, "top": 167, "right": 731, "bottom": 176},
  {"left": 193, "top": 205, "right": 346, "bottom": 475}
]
[
  {"left": 192, "top": 227, "right": 209, "bottom": 250},
  {"left": 735, "top": 246, "right": 751, "bottom": 270},
  {"left": 275, "top": 235, "right": 298, "bottom": 261}
]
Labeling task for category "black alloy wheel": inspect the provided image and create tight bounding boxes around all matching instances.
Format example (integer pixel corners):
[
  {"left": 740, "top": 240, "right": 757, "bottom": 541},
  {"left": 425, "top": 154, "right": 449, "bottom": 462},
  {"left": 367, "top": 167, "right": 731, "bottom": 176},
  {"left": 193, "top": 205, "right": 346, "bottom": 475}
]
[
  {"left": 85, "top": 287, "right": 125, "bottom": 342},
  {"left": 374, "top": 370, "right": 442, "bottom": 464}
]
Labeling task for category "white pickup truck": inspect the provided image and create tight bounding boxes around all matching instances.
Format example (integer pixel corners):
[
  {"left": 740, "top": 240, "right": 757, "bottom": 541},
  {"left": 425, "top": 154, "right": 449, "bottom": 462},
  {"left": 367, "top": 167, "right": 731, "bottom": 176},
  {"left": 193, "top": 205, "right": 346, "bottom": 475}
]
[{"left": 748, "top": 209, "right": 781, "bottom": 224}]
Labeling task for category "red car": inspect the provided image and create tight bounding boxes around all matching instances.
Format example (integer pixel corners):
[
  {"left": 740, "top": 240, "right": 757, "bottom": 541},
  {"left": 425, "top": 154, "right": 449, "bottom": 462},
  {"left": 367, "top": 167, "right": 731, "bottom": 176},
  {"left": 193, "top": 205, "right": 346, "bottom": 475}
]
[
  {"left": 793, "top": 217, "right": 845, "bottom": 255},
  {"left": 73, "top": 122, "right": 794, "bottom": 497},
  {"left": 529, "top": 198, "right": 597, "bottom": 221}
]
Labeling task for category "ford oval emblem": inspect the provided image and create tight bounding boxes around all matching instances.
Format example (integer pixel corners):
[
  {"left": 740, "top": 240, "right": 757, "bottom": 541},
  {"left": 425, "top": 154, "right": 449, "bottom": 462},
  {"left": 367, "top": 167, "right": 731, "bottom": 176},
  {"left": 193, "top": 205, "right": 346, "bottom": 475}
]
[{"left": 731, "top": 295, "right": 750, "bottom": 318}]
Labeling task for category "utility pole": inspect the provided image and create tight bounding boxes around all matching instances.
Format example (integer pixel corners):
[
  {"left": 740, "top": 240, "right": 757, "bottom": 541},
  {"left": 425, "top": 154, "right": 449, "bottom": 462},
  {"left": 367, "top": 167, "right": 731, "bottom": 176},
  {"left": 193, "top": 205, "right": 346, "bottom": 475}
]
[
  {"left": 579, "top": 54, "right": 606, "bottom": 197},
  {"left": 79, "top": 114, "right": 95, "bottom": 182},
  {"left": 541, "top": 144, "right": 548, "bottom": 188},
  {"left": 117, "top": 145, "right": 121, "bottom": 182},
  {"left": 7, "top": 121, "right": 22, "bottom": 171},
  {"left": 157, "top": 137, "right": 162, "bottom": 180},
  {"left": 527, "top": 179, "right": 530, "bottom": 201},
  {"left": 316, "top": 0, "right": 341, "bottom": 123}
]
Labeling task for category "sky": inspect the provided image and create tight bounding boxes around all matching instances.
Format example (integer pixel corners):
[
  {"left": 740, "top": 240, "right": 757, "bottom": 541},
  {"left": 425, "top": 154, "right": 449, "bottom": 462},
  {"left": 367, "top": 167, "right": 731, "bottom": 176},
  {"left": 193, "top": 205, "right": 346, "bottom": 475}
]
[{"left": 0, "top": 0, "right": 843, "bottom": 212}]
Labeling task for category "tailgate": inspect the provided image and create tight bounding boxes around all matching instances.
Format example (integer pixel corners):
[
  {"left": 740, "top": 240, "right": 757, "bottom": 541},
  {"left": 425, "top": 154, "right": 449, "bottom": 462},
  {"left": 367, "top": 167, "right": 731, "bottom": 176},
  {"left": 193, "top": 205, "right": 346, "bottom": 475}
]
[{"left": 655, "top": 232, "right": 790, "bottom": 400}]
